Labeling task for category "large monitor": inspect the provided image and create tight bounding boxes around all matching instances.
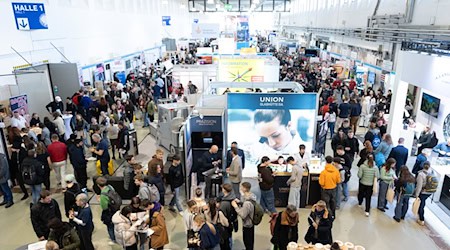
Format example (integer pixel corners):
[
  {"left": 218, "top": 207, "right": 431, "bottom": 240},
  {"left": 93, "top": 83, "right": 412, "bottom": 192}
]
[
  {"left": 227, "top": 93, "right": 317, "bottom": 177},
  {"left": 420, "top": 92, "right": 440, "bottom": 118}
]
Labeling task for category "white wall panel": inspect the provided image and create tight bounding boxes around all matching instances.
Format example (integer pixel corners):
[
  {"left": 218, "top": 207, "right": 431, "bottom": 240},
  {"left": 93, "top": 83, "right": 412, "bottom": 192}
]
[{"left": 0, "top": 0, "right": 190, "bottom": 86}]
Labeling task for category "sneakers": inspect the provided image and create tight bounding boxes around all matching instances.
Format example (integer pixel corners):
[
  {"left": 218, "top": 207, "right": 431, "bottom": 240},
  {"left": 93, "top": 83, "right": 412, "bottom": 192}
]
[
  {"left": 365, "top": 212, "right": 370, "bottom": 217},
  {"left": 377, "top": 207, "right": 386, "bottom": 212},
  {"left": 417, "top": 220, "right": 425, "bottom": 226},
  {"left": 5, "top": 202, "right": 14, "bottom": 208},
  {"left": 0, "top": 200, "right": 7, "bottom": 206}
]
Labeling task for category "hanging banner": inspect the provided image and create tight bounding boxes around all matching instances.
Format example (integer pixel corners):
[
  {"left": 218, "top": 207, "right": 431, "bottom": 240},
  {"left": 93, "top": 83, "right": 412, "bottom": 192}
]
[
  {"left": 236, "top": 16, "right": 249, "bottom": 42},
  {"left": 218, "top": 59, "right": 265, "bottom": 82},
  {"left": 227, "top": 93, "right": 317, "bottom": 177},
  {"left": 10, "top": 94, "right": 29, "bottom": 114}
]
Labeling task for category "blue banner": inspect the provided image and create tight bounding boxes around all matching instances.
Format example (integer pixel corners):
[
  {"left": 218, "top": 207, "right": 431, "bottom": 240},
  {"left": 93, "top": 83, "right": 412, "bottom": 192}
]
[
  {"left": 162, "top": 16, "right": 171, "bottom": 26},
  {"left": 227, "top": 93, "right": 317, "bottom": 110},
  {"left": 12, "top": 2, "right": 48, "bottom": 30}
]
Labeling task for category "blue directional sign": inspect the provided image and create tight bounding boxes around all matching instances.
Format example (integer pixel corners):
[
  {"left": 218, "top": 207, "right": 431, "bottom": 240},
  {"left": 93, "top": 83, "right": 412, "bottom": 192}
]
[
  {"left": 162, "top": 16, "right": 171, "bottom": 26},
  {"left": 194, "top": 19, "right": 199, "bottom": 24},
  {"left": 12, "top": 2, "right": 48, "bottom": 30}
]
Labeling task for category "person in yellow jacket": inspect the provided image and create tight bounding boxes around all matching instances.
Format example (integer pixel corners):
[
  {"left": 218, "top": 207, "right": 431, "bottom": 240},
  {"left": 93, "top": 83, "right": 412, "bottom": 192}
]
[{"left": 319, "top": 156, "right": 341, "bottom": 218}]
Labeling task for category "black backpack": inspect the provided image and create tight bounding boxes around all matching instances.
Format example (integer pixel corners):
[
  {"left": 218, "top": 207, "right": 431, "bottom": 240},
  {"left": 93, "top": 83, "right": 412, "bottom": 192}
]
[
  {"left": 21, "top": 160, "right": 39, "bottom": 185},
  {"left": 105, "top": 185, "right": 122, "bottom": 212},
  {"left": 340, "top": 167, "right": 351, "bottom": 183}
]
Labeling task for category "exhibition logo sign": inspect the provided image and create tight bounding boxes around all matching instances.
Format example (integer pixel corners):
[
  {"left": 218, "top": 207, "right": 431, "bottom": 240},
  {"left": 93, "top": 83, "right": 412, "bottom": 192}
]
[{"left": 218, "top": 59, "right": 265, "bottom": 82}]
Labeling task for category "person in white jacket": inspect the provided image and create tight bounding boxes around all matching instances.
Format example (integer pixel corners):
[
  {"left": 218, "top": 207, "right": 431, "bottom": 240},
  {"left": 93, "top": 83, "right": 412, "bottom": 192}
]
[{"left": 112, "top": 206, "right": 142, "bottom": 249}]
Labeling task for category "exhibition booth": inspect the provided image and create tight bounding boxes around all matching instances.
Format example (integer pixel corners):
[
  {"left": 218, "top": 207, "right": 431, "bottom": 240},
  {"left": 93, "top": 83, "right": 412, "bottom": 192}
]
[{"left": 389, "top": 51, "right": 450, "bottom": 221}]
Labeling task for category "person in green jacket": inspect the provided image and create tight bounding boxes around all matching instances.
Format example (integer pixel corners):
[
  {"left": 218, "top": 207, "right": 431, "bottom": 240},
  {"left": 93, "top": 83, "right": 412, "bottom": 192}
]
[
  {"left": 96, "top": 177, "right": 116, "bottom": 243},
  {"left": 357, "top": 153, "right": 380, "bottom": 217},
  {"left": 47, "top": 217, "right": 80, "bottom": 250},
  {"left": 146, "top": 97, "right": 156, "bottom": 123},
  {"left": 377, "top": 158, "right": 397, "bottom": 212}
]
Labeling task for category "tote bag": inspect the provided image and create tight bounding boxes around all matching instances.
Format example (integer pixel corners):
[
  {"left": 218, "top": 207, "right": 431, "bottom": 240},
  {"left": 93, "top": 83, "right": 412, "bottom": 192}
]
[
  {"left": 372, "top": 177, "right": 378, "bottom": 195},
  {"left": 412, "top": 198, "right": 421, "bottom": 216},
  {"left": 386, "top": 183, "right": 395, "bottom": 203}
]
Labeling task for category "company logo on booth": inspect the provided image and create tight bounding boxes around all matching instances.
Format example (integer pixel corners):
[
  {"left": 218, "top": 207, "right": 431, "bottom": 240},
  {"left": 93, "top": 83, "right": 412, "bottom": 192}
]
[
  {"left": 259, "top": 96, "right": 284, "bottom": 107},
  {"left": 435, "top": 72, "right": 450, "bottom": 84}
]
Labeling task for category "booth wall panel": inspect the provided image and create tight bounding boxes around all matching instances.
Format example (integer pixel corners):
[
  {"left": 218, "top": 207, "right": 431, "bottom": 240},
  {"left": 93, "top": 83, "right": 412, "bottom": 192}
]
[{"left": 48, "top": 63, "right": 81, "bottom": 100}]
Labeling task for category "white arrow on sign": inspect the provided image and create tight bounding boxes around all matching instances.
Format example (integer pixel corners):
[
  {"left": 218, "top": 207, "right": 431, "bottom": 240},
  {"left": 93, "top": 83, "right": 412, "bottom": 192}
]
[{"left": 17, "top": 18, "right": 30, "bottom": 30}]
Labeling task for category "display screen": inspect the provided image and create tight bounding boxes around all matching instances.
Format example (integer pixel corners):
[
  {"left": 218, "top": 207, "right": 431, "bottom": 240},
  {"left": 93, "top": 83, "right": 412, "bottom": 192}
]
[
  {"left": 191, "top": 132, "right": 223, "bottom": 149},
  {"left": 420, "top": 92, "right": 440, "bottom": 118},
  {"left": 368, "top": 71, "right": 375, "bottom": 85},
  {"left": 227, "top": 93, "right": 317, "bottom": 177}
]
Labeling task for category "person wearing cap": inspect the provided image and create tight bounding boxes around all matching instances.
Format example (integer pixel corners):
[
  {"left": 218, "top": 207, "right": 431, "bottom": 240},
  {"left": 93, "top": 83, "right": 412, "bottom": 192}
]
[
  {"left": 319, "top": 156, "right": 341, "bottom": 218},
  {"left": 46, "top": 96, "right": 64, "bottom": 114},
  {"left": 63, "top": 174, "right": 81, "bottom": 218}
]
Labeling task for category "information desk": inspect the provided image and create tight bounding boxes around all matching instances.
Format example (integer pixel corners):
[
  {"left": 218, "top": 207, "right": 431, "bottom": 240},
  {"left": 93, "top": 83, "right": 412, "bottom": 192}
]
[{"left": 273, "top": 171, "right": 309, "bottom": 208}]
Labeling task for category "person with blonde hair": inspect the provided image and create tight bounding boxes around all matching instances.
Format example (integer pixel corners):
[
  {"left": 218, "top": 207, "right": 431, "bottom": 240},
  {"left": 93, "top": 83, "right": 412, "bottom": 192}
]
[
  {"left": 304, "top": 200, "right": 332, "bottom": 245},
  {"left": 194, "top": 214, "right": 220, "bottom": 250}
]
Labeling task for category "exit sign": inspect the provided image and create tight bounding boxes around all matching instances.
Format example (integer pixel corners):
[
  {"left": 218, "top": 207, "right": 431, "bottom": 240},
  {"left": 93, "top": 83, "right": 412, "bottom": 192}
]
[{"left": 224, "top": 4, "right": 232, "bottom": 11}]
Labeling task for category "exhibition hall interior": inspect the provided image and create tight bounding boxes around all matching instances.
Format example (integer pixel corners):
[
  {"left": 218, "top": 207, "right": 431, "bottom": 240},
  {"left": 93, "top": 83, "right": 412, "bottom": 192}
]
[{"left": 2, "top": 0, "right": 450, "bottom": 249}]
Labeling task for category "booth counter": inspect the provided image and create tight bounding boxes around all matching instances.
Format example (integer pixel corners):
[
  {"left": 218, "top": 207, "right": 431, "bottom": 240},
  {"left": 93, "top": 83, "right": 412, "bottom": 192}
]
[{"left": 273, "top": 170, "right": 309, "bottom": 208}]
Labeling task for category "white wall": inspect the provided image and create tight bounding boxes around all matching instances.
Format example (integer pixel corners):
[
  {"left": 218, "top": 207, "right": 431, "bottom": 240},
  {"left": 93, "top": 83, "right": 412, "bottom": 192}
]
[
  {"left": 285, "top": 0, "right": 450, "bottom": 28},
  {"left": 389, "top": 51, "right": 450, "bottom": 144},
  {"left": 0, "top": 0, "right": 190, "bottom": 86}
]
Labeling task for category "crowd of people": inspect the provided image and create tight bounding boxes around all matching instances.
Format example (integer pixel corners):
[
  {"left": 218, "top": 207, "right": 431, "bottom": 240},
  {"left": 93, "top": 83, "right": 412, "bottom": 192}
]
[{"left": 0, "top": 41, "right": 449, "bottom": 250}]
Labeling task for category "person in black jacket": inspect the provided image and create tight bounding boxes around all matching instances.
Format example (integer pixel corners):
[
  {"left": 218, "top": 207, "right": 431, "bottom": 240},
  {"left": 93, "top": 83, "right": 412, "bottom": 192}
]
[
  {"left": 45, "top": 96, "right": 64, "bottom": 114},
  {"left": 21, "top": 149, "right": 46, "bottom": 205},
  {"left": 63, "top": 174, "right": 81, "bottom": 218},
  {"left": 196, "top": 145, "right": 221, "bottom": 199},
  {"left": 118, "top": 121, "right": 130, "bottom": 157},
  {"left": 68, "top": 139, "right": 88, "bottom": 189},
  {"left": 271, "top": 204, "right": 299, "bottom": 250},
  {"left": 226, "top": 141, "right": 245, "bottom": 169},
  {"left": 69, "top": 193, "right": 95, "bottom": 250},
  {"left": 168, "top": 155, "right": 184, "bottom": 212},
  {"left": 304, "top": 200, "right": 333, "bottom": 245},
  {"left": 331, "top": 128, "right": 347, "bottom": 155},
  {"left": 258, "top": 156, "right": 277, "bottom": 215},
  {"left": 148, "top": 163, "right": 166, "bottom": 206},
  {"left": 31, "top": 190, "right": 62, "bottom": 240},
  {"left": 344, "top": 130, "right": 359, "bottom": 166}
]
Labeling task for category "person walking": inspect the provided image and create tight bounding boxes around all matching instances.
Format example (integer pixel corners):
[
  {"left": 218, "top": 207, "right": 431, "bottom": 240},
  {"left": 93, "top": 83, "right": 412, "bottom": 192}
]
[
  {"left": 357, "top": 154, "right": 380, "bottom": 217},
  {"left": 324, "top": 109, "right": 336, "bottom": 139},
  {"left": 393, "top": 166, "right": 416, "bottom": 222},
  {"left": 31, "top": 190, "right": 62, "bottom": 240},
  {"left": 226, "top": 147, "right": 243, "bottom": 199},
  {"left": 258, "top": 156, "right": 277, "bottom": 215},
  {"left": 415, "top": 162, "right": 435, "bottom": 226},
  {"left": 0, "top": 153, "right": 14, "bottom": 208},
  {"left": 377, "top": 158, "right": 397, "bottom": 212},
  {"left": 47, "top": 134, "right": 68, "bottom": 189},
  {"left": 388, "top": 138, "right": 409, "bottom": 176},
  {"left": 96, "top": 177, "right": 118, "bottom": 243},
  {"left": 319, "top": 156, "right": 341, "bottom": 218},
  {"left": 168, "top": 155, "right": 184, "bottom": 213},
  {"left": 69, "top": 193, "right": 95, "bottom": 250},
  {"left": 231, "top": 182, "right": 257, "bottom": 250},
  {"left": 271, "top": 204, "right": 299, "bottom": 250},
  {"left": 287, "top": 156, "right": 304, "bottom": 208},
  {"left": 349, "top": 98, "right": 362, "bottom": 134}
]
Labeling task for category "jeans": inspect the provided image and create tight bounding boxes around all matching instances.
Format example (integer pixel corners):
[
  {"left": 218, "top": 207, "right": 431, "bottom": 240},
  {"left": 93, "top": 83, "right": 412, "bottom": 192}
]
[
  {"left": 288, "top": 186, "right": 301, "bottom": 208},
  {"left": 342, "top": 182, "right": 349, "bottom": 199},
  {"left": 30, "top": 184, "right": 42, "bottom": 204},
  {"left": 143, "top": 112, "right": 150, "bottom": 127},
  {"left": 243, "top": 226, "right": 254, "bottom": 250},
  {"left": 100, "top": 158, "right": 109, "bottom": 176},
  {"left": 358, "top": 183, "right": 374, "bottom": 212},
  {"left": 52, "top": 160, "right": 67, "bottom": 188},
  {"left": 418, "top": 193, "right": 431, "bottom": 221},
  {"left": 169, "top": 187, "right": 183, "bottom": 212},
  {"left": 336, "top": 184, "right": 342, "bottom": 208},
  {"left": 377, "top": 181, "right": 389, "bottom": 209},
  {"left": 394, "top": 194, "right": 411, "bottom": 219},
  {"left": 321, "top": 188, "right": 337, "bottom": 217},
  {"left": 232, "top": 182, "right": 241, "bottom": 200},
  {"left": 0, "top": 182, "right": 13, "bottom": 203},
  {"left": 328, "top": 122, "right": 335, "bottom": 138},
  {"left": 106, "top": 222, "right": 115, "bottom": 241},
  {"left": 260, "top": 188, "right": 277, "bottom": 213}
]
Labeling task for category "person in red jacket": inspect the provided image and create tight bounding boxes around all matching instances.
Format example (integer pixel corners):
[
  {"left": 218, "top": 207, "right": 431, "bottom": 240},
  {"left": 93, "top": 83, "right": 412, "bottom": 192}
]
[{"left": 47, "top": 134, "right": 68, "bottom": 189}]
